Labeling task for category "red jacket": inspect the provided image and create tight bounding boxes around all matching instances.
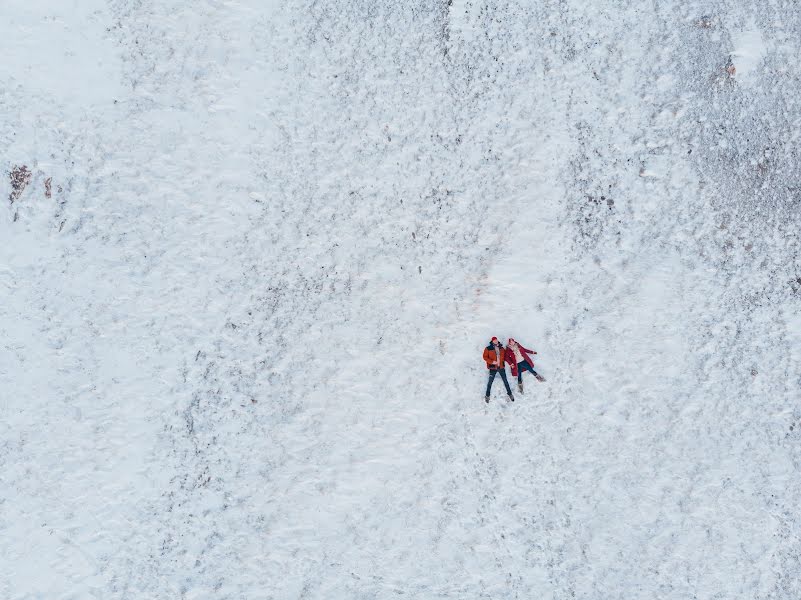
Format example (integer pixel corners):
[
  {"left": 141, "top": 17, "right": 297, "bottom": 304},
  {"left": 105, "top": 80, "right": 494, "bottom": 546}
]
[{"left": 505, "top": 343, "right": 537, "bottom": 377}]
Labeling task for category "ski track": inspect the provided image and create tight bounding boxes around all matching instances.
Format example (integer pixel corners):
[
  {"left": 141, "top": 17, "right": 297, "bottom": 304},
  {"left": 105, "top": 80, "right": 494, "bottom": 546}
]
[{"left": 2, "top": 0, "right": 801, "bottom": 598}]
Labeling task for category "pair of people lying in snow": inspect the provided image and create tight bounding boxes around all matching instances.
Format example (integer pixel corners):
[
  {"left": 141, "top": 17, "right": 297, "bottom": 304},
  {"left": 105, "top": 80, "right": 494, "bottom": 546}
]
[{"left": 482, "top": 337, "right": 544, "bottom": 403}]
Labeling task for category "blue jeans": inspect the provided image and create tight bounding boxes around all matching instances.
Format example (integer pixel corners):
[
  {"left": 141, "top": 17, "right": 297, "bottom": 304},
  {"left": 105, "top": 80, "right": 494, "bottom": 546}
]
[
  {"left": 486, "top": 368, "right": 512, "bottom": 396},
  {"left": 517, "top": 360, "right": 538, "bottom": 383}
]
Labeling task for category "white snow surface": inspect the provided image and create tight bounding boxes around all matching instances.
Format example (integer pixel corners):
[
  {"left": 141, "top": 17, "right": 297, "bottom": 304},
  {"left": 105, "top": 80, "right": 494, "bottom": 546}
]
[
  {"left": 2, "top": 1, "right": 801, "bottom": 598},
  {"left": 729, "top": 19, "right": 766, "bottom": 84}
]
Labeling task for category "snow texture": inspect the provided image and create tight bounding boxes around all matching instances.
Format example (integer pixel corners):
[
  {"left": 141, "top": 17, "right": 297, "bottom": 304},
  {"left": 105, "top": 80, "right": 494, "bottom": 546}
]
[{"left": 2, "top": 0, "right": 801, "bottom": 598}]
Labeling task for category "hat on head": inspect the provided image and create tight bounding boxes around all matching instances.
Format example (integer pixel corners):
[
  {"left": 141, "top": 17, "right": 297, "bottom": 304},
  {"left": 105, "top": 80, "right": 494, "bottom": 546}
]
[{"left": 491, "top": 336, "right": 499, "bottom": 342}]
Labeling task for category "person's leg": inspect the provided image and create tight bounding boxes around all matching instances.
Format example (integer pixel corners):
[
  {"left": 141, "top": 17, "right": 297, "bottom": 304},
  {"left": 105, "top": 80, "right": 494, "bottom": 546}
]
[
  {"left": 499, "top": 369, "right": 513, "bottom": 396},
  {"left": 485, "top": 369, "right": 497, "bottom": 396},
  {"left": 519, "top": 360, "right": 538, "bottom": 378},
  {"left": 522, "top": 360, "right": 545, "bottom": 381}
]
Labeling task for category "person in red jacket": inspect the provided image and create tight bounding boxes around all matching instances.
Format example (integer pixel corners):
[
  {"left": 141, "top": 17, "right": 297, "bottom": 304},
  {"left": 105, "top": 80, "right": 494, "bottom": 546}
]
[
  {"left": 482, "top": 337, "right": 514, "bottom": 403},
  {"left": 505, "top": 338, "right": 545, "bottom": 393}
]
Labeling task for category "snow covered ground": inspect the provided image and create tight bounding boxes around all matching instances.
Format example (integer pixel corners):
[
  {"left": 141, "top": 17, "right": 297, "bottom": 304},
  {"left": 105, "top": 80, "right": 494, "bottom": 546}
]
[{"left": 2, "top": 0, "right": 801, "bottom": 598}]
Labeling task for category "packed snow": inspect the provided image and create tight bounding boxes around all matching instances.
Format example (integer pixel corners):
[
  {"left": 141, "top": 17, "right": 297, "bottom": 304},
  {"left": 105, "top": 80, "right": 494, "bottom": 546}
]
[{"left": 2, "top": 0, "right": 800, "bottom": 598}]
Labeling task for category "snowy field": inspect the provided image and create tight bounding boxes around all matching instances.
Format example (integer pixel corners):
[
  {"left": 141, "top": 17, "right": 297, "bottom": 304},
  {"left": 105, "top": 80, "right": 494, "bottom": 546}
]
[{"left": 2, "top": 0, "right": 801, "bottom": 598}]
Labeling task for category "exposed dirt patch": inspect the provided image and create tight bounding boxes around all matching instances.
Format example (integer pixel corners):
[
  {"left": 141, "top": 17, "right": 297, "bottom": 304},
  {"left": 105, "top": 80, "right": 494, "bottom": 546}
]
[{"left": 9, "top": 165, "right": 32, "bottom": 203}]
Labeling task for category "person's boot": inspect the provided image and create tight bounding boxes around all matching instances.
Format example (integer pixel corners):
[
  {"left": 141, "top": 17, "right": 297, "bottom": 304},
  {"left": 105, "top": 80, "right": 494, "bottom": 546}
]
[
  {"left": 517, "top": 381, "right": 523, "bottom": 393},
  {"left": 484, "top": 395, "right": 490, "bottom": 403}
]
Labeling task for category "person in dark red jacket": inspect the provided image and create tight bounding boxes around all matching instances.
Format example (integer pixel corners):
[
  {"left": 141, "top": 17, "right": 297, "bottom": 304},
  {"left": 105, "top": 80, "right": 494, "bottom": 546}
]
[
  {"left": 482, "top": 337, "right": 514, "bottom": 403},
  {"left": 505, "top": 338, "right": 545, "bottom": 392}
]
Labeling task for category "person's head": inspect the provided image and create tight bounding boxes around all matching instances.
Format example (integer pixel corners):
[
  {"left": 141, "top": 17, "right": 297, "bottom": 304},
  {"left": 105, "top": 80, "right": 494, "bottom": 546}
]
[
  {"left": 491, "top": 336, "right": 499, "bottom": 346},
  {"left": 508, "top": 338, "right": 517, "bottom": 347}
]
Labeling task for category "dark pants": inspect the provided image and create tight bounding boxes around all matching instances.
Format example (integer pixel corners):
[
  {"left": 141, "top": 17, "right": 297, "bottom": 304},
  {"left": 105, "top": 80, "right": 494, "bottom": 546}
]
[
  {"left": 486, "top": 368, "right": 512, "bottom": 396},
  {"left": 517, "top": 360, "right": 538, "bottom": 383}
]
